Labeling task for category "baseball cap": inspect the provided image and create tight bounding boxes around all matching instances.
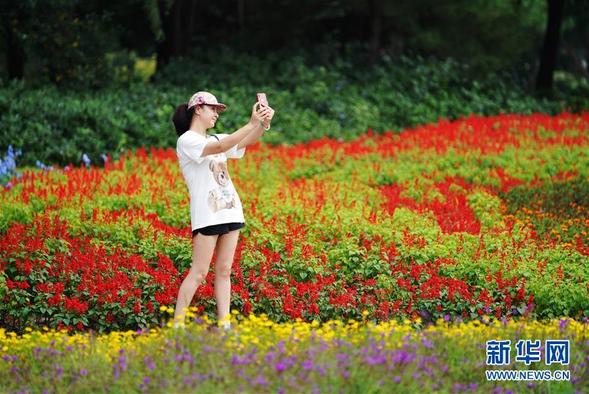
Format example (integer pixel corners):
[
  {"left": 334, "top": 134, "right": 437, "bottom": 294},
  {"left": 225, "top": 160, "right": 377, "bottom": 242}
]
[{"left": 187, "top": 91, "right": 227, "bottom": 112}]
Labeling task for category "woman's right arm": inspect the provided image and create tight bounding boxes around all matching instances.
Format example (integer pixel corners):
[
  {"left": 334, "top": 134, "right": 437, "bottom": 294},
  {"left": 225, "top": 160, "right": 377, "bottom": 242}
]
[{"left": 202, "top": 103, "right": 270, "bottom": 156}]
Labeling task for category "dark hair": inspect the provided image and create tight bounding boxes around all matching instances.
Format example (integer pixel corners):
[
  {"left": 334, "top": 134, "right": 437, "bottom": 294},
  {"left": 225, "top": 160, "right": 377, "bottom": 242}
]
[{"left": 172, "top": 104, "right": 195, "bottom": 136}]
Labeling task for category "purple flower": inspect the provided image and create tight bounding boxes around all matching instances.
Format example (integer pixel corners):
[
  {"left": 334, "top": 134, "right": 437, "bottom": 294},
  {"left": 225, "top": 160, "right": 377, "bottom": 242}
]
[
  {"left": 391, "top": 350, "right": 415, "bottom": 365},
  {"left": 559, "top": 319, "right": 569, "bottom": 331},
  {"left": 316, "top": 365, "right": 326, "bottom": 376},
  {"left": 341, "top": 370, "right": 350, "bottom": 379},
  {"left": 82, "top": 153, "right": 91, "bottom": 167},
  {"left": 277, "top": 340, "right": 285, "bottom": 354},
  {"left": 252, "top": 375, "right": 268, "bottom": 386},
  {"left": 470, "top": 383, "right": 478, "bottom": 391},
  {"left": 275, "top": 361, "right": 287, "bottom": 372},
  {"left": 302, "top": 359, "right": 314, "bottom": 371},
  {"left": 144, "top": 357, "right": 155, "bottom": 371},
  {"left": 422, "top": 338, "right": 434, "bottom": 349},
  {"left": 55, "top": 364, "right": 63, "bottom": 379},
  {"left": 264, "top": 352, "right": 276, "bottom": 363},
  {"left": 366, "top": 354, "right": 387, "bottom": 365},
  {"left": 336, "top": 353, "right": 349, "bottom": 362}
]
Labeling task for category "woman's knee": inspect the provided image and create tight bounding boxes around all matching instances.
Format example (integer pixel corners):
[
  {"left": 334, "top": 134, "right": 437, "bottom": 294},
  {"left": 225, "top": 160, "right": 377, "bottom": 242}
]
[
  {"left": 187, "top": 268, "right": 208, "bottom": 285},
  {"left": 215, "top": 263, "right": 232, "bottom": 279}
]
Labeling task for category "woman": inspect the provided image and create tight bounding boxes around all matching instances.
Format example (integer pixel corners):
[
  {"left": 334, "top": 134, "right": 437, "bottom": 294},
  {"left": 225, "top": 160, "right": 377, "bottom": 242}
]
[{"left": 171, "top": 91, "right": 274, "bottom": 329}]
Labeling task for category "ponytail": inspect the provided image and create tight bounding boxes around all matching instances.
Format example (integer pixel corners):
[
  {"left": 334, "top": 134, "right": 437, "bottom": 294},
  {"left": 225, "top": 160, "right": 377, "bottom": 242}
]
[{"left": 172, "top": 104, "right": 195, "bottom": 136}]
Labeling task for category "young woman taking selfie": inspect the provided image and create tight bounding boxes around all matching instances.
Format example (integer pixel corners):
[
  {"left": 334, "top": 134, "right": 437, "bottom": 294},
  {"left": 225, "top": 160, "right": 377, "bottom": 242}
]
[{"left": 171, "top": 91, "right": 274, "bottom": 329}]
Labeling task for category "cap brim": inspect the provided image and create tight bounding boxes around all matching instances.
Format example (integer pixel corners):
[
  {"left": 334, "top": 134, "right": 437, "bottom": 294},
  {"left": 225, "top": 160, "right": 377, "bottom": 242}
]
[{"left": 213, "top": 104, "right": 227, "bottom": 112}]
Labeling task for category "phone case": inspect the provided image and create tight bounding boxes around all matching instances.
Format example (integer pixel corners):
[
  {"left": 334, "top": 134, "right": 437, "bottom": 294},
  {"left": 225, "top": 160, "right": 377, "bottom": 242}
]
[{"left": 257, "top": 93, "right": 268, "bottom": 106}]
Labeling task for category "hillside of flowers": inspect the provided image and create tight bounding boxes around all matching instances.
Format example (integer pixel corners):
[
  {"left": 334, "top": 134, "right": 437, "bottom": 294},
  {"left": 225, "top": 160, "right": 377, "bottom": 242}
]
[{"left": 1, "top": 112, "right": 589, "bottom": 336}]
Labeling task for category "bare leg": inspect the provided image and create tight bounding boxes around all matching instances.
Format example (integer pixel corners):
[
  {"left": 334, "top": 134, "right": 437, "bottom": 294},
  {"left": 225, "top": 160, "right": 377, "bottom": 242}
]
[
  {"left": 214, "top": 229, "right": 240, "bottom": 328},
  {"left": 173, "top": 232, "right": 219, "bottom": 327}
]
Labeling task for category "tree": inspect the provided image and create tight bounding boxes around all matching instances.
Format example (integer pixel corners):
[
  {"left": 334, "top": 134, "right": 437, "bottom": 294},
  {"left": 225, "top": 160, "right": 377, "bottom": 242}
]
[
  {"left": 0, "top": 1, "right": 32, "bottom": 80},
  {"left": 155, "top": 0, "right": 196, "bottom": 71},
  {"left": 536, "top": 0, "right": 565, "bottom": 95}
]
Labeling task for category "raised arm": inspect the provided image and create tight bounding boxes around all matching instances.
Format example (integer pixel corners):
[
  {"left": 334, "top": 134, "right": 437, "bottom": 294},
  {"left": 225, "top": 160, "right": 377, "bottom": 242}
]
[
  {"left": 202, "top": 103, "right": 270, "bottom": 156},
  {"left": 237, "top": 105, "right": 275, "bottom": 150}
]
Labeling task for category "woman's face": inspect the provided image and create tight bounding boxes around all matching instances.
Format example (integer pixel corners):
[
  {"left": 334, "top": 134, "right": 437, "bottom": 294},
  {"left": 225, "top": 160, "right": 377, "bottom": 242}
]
[{"left": 197, "top": 105, "right": 220, "bottom": 129}]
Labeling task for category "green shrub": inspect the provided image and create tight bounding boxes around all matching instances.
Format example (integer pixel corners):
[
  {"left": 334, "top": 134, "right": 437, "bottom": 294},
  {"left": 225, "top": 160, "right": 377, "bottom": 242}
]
[{"left": 1, "top": 48, "right": 583, "bottom": 167}]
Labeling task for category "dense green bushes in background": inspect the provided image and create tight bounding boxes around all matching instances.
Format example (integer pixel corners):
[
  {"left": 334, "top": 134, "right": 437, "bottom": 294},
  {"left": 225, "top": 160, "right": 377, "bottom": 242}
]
[{"left": 1, "top": 48, "right": 588, "bottom": 167}]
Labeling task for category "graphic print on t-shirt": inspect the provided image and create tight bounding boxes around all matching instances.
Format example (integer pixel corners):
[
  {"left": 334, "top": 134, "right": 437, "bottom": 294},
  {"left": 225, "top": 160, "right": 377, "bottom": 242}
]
[{"left": 207, "top": 159, "right": 236, "bottom": 212}]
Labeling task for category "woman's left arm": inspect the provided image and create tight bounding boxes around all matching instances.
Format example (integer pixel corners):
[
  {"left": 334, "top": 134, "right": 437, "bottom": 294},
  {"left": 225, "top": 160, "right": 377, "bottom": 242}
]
[{"left": 236, "top": 126, "right": 265, "bottom": 150}]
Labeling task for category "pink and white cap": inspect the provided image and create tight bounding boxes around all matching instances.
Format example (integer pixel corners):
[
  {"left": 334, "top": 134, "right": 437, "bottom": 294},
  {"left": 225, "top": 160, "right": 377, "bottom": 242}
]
[{"left": 187, "top": 91, "right": 227, "bottom": 112}]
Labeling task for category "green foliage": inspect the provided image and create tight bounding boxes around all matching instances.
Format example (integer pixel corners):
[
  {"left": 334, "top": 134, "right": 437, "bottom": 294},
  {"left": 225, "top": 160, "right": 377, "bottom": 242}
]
[{"left": 3, "top": 48, "right": 583, "bottom": 167}]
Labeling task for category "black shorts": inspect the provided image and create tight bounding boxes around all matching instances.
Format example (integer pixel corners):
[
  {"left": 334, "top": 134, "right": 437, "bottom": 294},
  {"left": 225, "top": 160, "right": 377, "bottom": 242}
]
[{"left": 192, "top": 222, "right": 245, "bottom": 237}]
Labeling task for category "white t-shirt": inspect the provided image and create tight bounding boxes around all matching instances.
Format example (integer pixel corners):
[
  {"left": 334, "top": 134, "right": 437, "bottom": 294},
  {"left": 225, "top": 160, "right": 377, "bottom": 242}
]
[{"left": 176, "top": 130, "right": 246, "bottom": 231}]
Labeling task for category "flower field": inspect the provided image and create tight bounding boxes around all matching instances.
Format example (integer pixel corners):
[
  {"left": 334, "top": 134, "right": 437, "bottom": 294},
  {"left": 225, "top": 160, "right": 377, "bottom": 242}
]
[
  {"left": 1, "top": 112, "right": 589, "bottom": 392},
  {"left": 1, "top": 314, "right": 588, "bottom": 393}
]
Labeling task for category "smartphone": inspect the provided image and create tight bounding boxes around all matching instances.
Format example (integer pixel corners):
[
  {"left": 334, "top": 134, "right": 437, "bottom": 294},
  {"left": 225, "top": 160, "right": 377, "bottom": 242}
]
[{"left": 257, "top": 93, "right": 268, "bottom": 107}]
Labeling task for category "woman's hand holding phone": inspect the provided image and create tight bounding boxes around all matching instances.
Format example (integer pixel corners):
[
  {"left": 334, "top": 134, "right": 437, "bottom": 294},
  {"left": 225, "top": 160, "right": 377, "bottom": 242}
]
[
  {"left": 255, "top": 93, "right": 275, "bottom": 130},
  {"left": 249, "top": 102, "right": 272, "bottom": 128}
]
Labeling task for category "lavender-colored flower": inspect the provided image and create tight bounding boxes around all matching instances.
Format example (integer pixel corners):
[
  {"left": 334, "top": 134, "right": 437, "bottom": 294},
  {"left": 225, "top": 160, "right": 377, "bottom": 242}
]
[
  {"left": 391, "top": 350, "right": 415, "bottom": 365},
  {"left": 118, "top": 356, "right": 128, "bottom": 371},
  {"left": 275, "top": 361, "right": 287, "bottom": 372},
  {"left": 82, "top": 153, "right": 91, "bottom": 167},
  {"left": 336, "top": 353, "right": 349, "bottom": 362},
  {"left": 559, "top": 318, "right": 569, "bottom": 331},
  {"left": 316, "top": 365, "right": 326, "bottom": 376},
  {"left": 80, "top": 369, "right": 88, "bottom": 376},
  {"left": 252, "top": 375, "right": 268, "bottom": 386},
  {"left": 444, "top": 314, "right": 451, "bottom": 322},
  {"left": 470, "top": 383, "right": 478, "bottom": 391},
  {"left": 3, "top": 355, "right": 11, "bottom": 362},
  {"left": 302, "top": 359, "right": 314, "bottom": 371},
  {"left": 143, "top": 377, "right": 150, "bottom": 385},
  {"left": 55, "top": 363, "right": 63, "bottom": 379},
  {"left": 366, "top": 354, "right": 387, "bottom": 365},
  {"left": 264, "top": 352, "right": 276, "bottom": 363},
  {"left": 422, "top": 338, "right": 434, "bottom": 349},
  {"left": 341, "top": 369, "right": 350, "bottom": 379},
  {"left": 144, "top": 356, "right": 155, "bottom": 371}
]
